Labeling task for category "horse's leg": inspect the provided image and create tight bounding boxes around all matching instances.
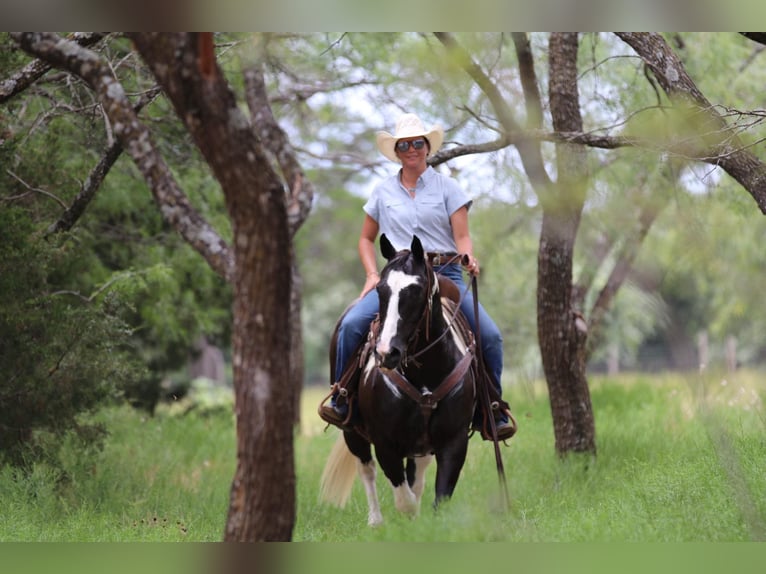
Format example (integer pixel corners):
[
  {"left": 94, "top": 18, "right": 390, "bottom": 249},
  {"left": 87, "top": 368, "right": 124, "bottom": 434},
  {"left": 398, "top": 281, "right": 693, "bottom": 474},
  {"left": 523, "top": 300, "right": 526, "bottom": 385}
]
[
  {"left": 407, "top": 455, "right": 433, "bottom": 505},
  {"left": 376, "top": 447, "right": 418, "bottom": 516},
  {"left": 433, "top": 438, "right": 469, "bottom": 507},
  {"left": 344, "top": 431, "right": 383, "bottom": 526},
  {"left": 356, "top": 458, "right": 383, "bottom": 527}
]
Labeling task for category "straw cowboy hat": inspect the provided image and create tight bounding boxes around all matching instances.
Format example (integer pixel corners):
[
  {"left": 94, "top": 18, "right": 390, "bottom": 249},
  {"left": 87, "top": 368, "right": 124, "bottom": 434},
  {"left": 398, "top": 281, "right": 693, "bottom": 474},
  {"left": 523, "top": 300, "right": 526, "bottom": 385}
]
[{"left": 375, "top": 113, "right": 445, "bottom": 163}]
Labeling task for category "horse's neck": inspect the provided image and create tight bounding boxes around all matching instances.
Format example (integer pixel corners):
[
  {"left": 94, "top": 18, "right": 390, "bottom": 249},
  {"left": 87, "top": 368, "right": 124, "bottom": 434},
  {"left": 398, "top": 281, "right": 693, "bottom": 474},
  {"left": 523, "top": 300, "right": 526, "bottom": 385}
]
[{"left": 407, "top": 294, "right": 461, "bottom": 383}]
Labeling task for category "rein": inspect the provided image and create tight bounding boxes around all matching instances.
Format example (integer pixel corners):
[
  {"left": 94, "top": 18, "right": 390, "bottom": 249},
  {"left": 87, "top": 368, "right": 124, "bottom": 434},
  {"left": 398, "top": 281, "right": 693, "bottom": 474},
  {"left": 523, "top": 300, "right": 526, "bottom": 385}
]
[
  {"left": 382, "top": 347, "right": 474, "bottom": 429},
  {"left": 405, "top": 261, "right": 472, "bottom": 364},
  {"left": 471, "top": 273, "right": 511, "bottom": 511},
  {"left": 380, "top": 257, "right": 475, "bottom": 437},
  {"left": 377, "top": 252, "right": 512, "bottom": 509}
]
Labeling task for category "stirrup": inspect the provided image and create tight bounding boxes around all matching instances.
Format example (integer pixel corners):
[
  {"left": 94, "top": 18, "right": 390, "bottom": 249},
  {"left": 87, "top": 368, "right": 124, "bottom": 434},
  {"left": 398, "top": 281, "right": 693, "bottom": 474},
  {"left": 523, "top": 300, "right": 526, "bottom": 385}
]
[
  {"left": 317, "top": 383, "right": 354, "bottom": 430},
  {"left": 473, "top": 407, "right": 517, "bottom": 442}
]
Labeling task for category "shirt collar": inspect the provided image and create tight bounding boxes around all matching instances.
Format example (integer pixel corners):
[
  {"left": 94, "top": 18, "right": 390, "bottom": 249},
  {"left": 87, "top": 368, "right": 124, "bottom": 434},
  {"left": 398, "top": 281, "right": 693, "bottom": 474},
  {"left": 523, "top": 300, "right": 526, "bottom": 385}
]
[{"left": 399, "top": 165, "right": 435, "bottom": 187}]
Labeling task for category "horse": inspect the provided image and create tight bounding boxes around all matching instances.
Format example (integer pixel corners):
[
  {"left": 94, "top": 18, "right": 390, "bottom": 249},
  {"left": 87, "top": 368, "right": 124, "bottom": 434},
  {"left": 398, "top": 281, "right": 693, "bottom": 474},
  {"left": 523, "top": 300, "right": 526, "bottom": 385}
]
[{"left": 319, "top": 234, "right": 477, "bottom": 526}]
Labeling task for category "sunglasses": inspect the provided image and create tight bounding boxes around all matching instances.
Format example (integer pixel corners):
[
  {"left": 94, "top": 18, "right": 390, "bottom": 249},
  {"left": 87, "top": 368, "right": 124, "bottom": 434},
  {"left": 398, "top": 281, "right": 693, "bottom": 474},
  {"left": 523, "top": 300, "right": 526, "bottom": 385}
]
[{"left": 395, "top": 138, "right": 427, "bottom": 152}]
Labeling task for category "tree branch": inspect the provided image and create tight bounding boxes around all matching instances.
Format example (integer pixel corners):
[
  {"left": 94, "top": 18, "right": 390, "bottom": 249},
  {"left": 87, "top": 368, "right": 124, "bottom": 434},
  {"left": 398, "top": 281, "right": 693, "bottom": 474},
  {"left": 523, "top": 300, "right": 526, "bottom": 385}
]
[
  {"left": 616, "top": 32, "right": 766, "bottom": 214},
  {"left": 46, "top": 87, "right": 162, "bottom": 236},
  {"left": 512, "top": 32, "right": 545, "bottom": 130},
  {"left": 243, "top": 62, "right": 314, "bottom": 237},
  {"left": 434, "top": 32, "right": 552, "bottom": 190},
  {"left": 740, "top": 32, "right": 766, "bottom": 47},
  {"left": 0, "top": 33, "right": 106, "bottom": 104},
  {"left": 5, "top": 169, "right": 67, "bottom": 208},
  {"left": 585, "top": 184, "right": 669, "bottom": 358},
  {"left": 11, "top": 32, "right": 235, "bottom": 282},
  {"left": 428, "top": 134, "right": 514, "bottom": 165}
]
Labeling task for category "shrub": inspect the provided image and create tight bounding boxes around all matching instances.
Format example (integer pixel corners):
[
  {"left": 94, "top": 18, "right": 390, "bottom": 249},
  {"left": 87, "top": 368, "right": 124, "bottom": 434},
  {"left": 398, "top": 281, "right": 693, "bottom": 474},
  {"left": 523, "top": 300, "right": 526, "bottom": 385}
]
[{"left": 0, "top": 207, "right": 145, "bottom": 470}]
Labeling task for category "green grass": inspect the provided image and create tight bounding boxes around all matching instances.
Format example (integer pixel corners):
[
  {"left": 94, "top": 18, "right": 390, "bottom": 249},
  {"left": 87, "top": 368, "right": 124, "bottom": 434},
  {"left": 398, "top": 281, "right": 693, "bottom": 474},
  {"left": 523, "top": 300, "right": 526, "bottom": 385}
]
[{"left": 2, "top": 370, "right": 765, "bottom": 541}]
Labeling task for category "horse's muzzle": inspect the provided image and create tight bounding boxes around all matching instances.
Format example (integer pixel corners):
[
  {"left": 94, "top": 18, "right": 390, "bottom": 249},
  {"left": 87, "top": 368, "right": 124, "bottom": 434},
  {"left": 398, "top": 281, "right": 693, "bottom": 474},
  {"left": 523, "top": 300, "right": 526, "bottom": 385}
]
[{"left": 375, "top": 347, "right": 402, "bottom": 370}]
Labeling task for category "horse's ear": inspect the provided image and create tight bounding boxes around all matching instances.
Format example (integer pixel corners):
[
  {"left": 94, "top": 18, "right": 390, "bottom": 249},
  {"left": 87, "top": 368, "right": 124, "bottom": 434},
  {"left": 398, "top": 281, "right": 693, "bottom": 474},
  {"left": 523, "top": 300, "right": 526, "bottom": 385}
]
[
  {"left": 380, "top": 234, "right": 397, "bottom": 260},
  {"left": 411, "top": 235, "right": 425, "bottom": 263}
]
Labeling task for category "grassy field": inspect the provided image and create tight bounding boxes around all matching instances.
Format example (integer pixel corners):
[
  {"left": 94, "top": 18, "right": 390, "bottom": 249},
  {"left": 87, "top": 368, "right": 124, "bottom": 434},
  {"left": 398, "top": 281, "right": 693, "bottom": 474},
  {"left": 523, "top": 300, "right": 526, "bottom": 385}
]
[{"left": 1, "top": 370, "right": 765, "bottom": 542}]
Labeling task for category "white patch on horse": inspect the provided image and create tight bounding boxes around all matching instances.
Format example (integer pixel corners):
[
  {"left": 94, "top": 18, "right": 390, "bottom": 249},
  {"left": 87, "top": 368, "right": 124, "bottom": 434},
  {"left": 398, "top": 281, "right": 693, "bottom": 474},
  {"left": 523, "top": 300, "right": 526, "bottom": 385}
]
[
  {"left": 411, "top": 455, "right": 433, "bottom": 503},
  {"left": 363, "top": 353, "right": 376, "bottom": 380},
  {"left": 357, "top": 459, "right": 383, "bottom": 526},
  {"left": 380, "top": 370, "right": 403, "bottom": 398},
  {"left": 443, "top": 305, "right": 469, "bottom": 355},
  {"left": 376, "top": 269, "right": 419, "bottom": 356},
  {"left": 392, "top": 482, "right": 419, "bottom": 516},
  {"left": 364, "top": 352, "right": 401, "bottom": 398}
]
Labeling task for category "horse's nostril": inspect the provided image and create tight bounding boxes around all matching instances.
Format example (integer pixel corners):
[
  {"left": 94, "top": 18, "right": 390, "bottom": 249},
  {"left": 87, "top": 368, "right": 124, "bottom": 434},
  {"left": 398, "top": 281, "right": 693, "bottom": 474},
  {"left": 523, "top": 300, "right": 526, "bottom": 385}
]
[{"left": 379, "top": 348, "right": 401, "bottom": 369}]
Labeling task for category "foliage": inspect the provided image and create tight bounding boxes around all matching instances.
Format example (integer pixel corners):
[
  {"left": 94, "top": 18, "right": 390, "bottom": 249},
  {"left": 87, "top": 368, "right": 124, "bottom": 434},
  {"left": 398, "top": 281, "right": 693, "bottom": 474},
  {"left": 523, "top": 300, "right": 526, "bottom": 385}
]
[
  {"left": 261, "top": 32, "right": 766, "bottom": 382},
  {"left": 0, "top": 206, "right": 146, "bottom": 469},
  {"left": 4, "top": 31, "right": 766, "bottom": 469},
  {"left": 1, "top": 371, "right": 765, "bottom": 541},
  {"left": 1, "top": 34, "right": 233, "bottom": 417}
]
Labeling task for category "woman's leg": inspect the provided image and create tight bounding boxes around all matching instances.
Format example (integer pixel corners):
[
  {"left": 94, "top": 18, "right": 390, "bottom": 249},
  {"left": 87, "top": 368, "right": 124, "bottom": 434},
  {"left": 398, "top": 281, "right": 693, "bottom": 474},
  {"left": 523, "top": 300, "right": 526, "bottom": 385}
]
[
  {"left": 320, "top": 290, "right": 381, "bottom": 427},
  {"left": 334, "top": 289, "right": 380, "bottom": 380},
  {"left": 435, "top": 265, "right": 514, "bottom": 438},
  {"left": 458, "top": 291, "right": 504, "bottom": 394},
  {"left": 437, "top": 266, "right": 503, "bottom": 392}
]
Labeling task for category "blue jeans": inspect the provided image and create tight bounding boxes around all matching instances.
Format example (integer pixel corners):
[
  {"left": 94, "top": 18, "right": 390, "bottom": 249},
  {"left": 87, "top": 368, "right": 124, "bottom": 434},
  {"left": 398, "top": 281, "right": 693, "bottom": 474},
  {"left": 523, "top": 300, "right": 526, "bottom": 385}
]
[{"left": 334, "top": 263, "right": 504, "bottom": 396}]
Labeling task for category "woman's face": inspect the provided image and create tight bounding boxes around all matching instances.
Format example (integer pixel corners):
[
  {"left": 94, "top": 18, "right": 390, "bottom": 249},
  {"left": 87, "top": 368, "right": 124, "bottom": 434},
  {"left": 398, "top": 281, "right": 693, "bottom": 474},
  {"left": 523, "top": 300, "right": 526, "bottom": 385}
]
[{"left": 395, "top": 137, "right": 429, "bottom": 168}]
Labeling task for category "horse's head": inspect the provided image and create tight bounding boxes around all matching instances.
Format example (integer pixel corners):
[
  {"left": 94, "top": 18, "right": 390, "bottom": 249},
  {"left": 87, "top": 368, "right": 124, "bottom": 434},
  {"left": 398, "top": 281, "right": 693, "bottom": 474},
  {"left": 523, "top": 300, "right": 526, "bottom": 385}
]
[{"left": 374, "top": 234, "right": 436, "bottom": 370}]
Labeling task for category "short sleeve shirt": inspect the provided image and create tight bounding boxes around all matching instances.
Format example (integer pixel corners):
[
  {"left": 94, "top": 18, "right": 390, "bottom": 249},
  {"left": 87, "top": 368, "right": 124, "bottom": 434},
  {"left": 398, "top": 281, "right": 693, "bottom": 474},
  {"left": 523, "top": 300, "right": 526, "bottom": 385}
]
[{"left": 363, "top": 166, "right": 472, "bottom": 253}]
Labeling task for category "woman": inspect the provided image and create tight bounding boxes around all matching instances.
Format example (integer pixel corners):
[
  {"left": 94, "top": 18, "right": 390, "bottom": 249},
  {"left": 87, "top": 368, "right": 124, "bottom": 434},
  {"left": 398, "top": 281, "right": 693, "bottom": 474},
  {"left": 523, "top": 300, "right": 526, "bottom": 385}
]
[{"left": 319, "top": 113, "right": 513, "bottom": 439}]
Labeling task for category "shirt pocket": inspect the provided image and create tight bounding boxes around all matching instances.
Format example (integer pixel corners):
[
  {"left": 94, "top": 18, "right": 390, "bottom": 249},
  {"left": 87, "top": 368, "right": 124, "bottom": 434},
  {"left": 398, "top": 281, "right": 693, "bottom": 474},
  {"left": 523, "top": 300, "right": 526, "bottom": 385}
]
[
  {"left": 418, "top": 199, "right": 449, "bottom": 226},
  {"left": 383, "top": 200, "right": 409, "bottom": 221}
]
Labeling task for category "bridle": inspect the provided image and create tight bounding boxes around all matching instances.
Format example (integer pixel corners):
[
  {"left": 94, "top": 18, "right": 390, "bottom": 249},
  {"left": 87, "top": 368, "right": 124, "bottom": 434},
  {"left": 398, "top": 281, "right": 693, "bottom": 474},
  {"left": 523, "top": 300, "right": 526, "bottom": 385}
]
[{"left": 401, "top": 259, "right": 472, "bottom": 365}]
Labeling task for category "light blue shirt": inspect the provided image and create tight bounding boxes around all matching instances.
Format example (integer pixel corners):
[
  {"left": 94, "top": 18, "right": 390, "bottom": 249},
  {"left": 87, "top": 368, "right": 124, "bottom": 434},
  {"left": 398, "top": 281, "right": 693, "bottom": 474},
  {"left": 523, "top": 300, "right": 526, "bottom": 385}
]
[{"left": 363, "top": 166, "right": 472, "bottom": 253}]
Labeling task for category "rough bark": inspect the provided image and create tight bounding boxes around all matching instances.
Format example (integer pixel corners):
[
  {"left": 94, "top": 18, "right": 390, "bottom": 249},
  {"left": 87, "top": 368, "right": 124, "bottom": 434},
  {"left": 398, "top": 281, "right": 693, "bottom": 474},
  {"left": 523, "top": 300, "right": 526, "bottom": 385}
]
[
  {"left": 243, "top": 62, "right": 312, "bottom": 425},
  {"left": 239, "top": 52, "right": 322, "bottom": 494},
  {"left": 538, "top": 32, "right": 596, "bottom": 455},
  {"left": 127, "top": 33, "right": 296, "bottom": 542},
  {"left": 616, "top": 32, "right": 766, "bottom": 214}
]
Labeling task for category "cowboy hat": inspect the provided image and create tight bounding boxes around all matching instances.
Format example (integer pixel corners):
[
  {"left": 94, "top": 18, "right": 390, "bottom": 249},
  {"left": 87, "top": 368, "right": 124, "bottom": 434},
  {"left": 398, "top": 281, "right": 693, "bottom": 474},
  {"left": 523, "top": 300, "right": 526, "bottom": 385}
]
[{"left": 375, "top": 113, "right": 444, "bottom": 163}]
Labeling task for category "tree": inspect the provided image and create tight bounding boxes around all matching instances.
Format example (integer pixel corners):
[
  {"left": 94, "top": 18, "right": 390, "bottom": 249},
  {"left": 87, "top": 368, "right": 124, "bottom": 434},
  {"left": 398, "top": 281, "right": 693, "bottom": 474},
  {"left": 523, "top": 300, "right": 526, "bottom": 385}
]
[
  {"left": 10, "top": 32, "right": 314, "bottom": 540},
  {"left": 6, "top": 32, "right": 766, "bottom": 536},
  {"left": 430, "top": 31, "right": 766, "bottom": 455},
  {"left": 2, "top": 32, "right": 236, "bottom": 415}
]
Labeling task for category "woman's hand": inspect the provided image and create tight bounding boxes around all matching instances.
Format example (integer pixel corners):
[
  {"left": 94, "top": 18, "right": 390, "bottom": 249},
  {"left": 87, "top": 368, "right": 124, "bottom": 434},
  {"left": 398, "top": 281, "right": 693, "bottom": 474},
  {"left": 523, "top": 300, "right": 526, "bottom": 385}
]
[
  {"left": 360, "top": 271, "right": 380, "bottom": 297},
  {"left": 463, "top": 254, "right": 480, "bottom": 276}
]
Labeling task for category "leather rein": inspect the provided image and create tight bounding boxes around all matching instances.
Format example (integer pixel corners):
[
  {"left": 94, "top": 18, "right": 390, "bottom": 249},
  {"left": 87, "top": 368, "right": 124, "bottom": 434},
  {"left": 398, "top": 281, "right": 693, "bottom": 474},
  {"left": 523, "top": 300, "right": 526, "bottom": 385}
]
[
  {"left": 381, "top": 254, "right": 511, "bottom": 509},
  {"left": 379, "top": 255, "right": 475, "bottom": 427}
]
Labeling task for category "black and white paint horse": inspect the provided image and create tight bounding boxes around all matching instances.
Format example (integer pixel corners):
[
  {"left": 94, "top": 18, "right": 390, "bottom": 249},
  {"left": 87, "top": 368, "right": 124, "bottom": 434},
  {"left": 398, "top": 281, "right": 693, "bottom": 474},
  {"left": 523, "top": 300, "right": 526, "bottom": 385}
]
[{"left": 319, "top": 235, "right": 476, "bottom": 526}]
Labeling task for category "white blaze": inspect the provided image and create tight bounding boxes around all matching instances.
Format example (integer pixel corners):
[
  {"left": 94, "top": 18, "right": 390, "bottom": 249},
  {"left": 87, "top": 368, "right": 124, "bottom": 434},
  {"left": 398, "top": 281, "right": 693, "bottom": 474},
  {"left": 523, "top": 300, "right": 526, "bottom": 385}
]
[{"left": 376, "top": 270, "right": 419, "bottom": 355}]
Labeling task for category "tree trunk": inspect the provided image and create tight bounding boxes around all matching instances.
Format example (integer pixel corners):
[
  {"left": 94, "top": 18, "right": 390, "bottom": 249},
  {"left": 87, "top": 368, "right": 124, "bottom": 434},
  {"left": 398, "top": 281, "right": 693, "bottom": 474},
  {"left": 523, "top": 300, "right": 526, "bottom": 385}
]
[
  {"left": 538, "top": 214, "right": 596, "bottom": 455},
  {"left": 539, "top": 33, "right": 596, "bottom": 455},
  {"left": 129, "top": 33, "right": 296, "bottom": 541}
]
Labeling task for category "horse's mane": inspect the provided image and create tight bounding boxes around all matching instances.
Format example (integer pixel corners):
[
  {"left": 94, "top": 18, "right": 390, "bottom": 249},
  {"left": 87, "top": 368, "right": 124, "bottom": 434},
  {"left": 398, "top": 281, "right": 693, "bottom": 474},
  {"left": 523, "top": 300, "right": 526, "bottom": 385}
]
[
  {"left": 385, "top": 248, "right": 414, "bottom": 270},
  {"left": 383, "top": 248, "right": 433, "bottom": 280}
]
